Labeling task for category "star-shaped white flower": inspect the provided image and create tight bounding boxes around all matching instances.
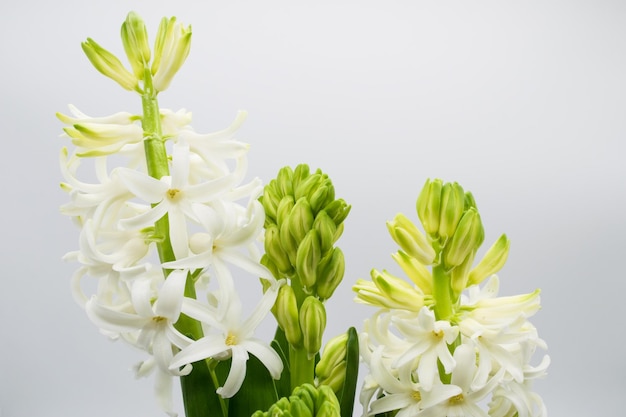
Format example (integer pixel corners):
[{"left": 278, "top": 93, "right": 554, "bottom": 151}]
[
  {"left": 169, "top": 270, "right": 284, "bottom": 398},
  {"left": 117, "top": 142, "right": 236, "bottom": 259}
]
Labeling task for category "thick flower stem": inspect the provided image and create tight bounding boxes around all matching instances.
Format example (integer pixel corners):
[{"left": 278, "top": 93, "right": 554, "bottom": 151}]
[
  {"left": 431, "top": 263, "right": 453, "bottom": 322},
  {"left": 289, "top": 345, "right": 315, "bottom": 391},
  {"left": 139, "top": 68, "right": 211, "bottom": 417}
]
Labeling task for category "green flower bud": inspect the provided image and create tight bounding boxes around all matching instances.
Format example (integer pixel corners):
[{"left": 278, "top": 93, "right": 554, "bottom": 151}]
[
  {"left": 391, "top": 250, "right": 433, "bottom": 295},
  {"left": 289, "top": 397, "right": 313, "bottom": 417},
  {"left": 464, "top": 191, "right": 478, "bottom": 210},
  {"left": 296, "top": 230, "right": 321, "bottom": 290},
  {"left": 264, "top": 225, "right": 293, "bottom": 275},
  {"left": 275, "top": 285, "right": 302, "bottom": 347},
  {"left": 372, "top": 269, "right": 425, "bottom": 307},
  {"left": 323, "top": 199, "right": 351, "bottom": 227},
  {"left": 309, "top": 185, "right": 333, "bottom": 214},
  {"left": 443, "top": 207, "right": 484, "bottom": 267},
  {"left": 277, "top": 196, "right": 296, "bottom": 228},
  {"left": 451, "top": 250, "right": 476, "bottom": 295},
  {"left": 316, "top": 247, "right": 345, "bottom": 300},
  {"left": 121, "top": 12, "right": 151, "bottom": 79},
  {"left": 316, "top": 332, "right": 348, "bottom": 381},
  {"left": 280, "top": 220, "right": 299, "bottom": 265},
  {"left": 293, "top": 383, "right": 318, "bottom": 412},
  {"left": 319, "top": 360, "right": 347, "bottom": 393},
  {"left": 313, "top": 211, "right": 337, "bottom": 253},
  {"left": 438, "top": 182, "right": 465, "bottom": 240},
  {"left": 295, "top": 173, "right": 323, "bottom": 201},
  {"left": 292, "top": 164, "right": 311, "bottom": 192},
  {"left": 300, "top": 296, "right": 326, "bottom": 358},
  {"left": 386, "top": 213, "right": 436, "bottom": 265},
  {"left": 151, "top": 16, "right": 192, "bottom": 92},
  {"left": 261, "top": 183, "right": 281, "bottom": 224},
  {"left": 416, "top": 178, "right": 442, "bottom": 236},
  {"left": 468, "top": 233, "right": 510, "bottom": 286},
  {"left": 289, "top": 198, "right": 314, "bottom": 243},
  {"left": 277, "top": 166, "right": 295, "bottom": 197},
  {"left": 81, "top": 38, "right": 138, "bottom": 91},
  {"left": 315, "top": 386, "right": 341, "bottom": 417}
]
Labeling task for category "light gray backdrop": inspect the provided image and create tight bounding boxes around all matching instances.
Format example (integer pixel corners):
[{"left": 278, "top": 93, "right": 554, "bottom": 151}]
[{"left": 1, "top": 0, "right": 624, "bottom": 416}]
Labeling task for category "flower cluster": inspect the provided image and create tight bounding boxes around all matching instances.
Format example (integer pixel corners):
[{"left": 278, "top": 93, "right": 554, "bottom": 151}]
[
  {"left": 59, "top": 13, "right": 283, "bottom": 416},
  {"left": 354, "top": 179, "right": 549, "bottom": 417}
]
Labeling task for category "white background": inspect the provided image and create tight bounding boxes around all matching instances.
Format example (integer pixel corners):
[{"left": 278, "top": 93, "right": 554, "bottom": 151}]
[{"left": 1, "top": 0, "right": 624, "bottom": 416}]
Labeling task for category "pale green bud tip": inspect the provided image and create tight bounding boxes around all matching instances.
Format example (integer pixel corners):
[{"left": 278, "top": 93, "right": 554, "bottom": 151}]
[
  {"left": 275, "top": 285, "right": 302, "bottom": 347},
  {"left": 438, "top": 182, "right": 465, "bottom": 239},
  {"left": 296, "top": 229, "right": 321, "bottom": 290},
  {"left": 443, "top": 207, "right": 484, "bottom": 267},
  {"left": 386, "top": 213, "right": 436, "bottom": 265},
  {"left": 416, "top": 178, "right": 443, "bottom": 236},
  {"left": 300, "top": 296, "right": 327, "bottom": 358},
  {"left": 316, "top": 247, "right": 345, "bottom": 300},
  {"left": 151, "top": 16, "right": 192, "bottom": 92},
  {"left": 316, "top": 332, "right": 348, "bottom": 380},
  {"left": 81, "top": 38, "right": 138, "bottom": 91},
  {"left": 468, "top": 233, "right": 510, "bottom": 286},
  {"left": 121, "top": 11, "right": 151, "bottom": 79}
]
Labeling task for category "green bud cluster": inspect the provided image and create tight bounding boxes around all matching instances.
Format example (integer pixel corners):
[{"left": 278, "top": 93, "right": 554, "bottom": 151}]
[
  {"left": 81, "top": 11, "right": 191, "bottom": 94},
  {"left": 252, "top": 383, "right": 341, "bottom": 417},
  {"left": 260, "top": 164, "right": 350, "bottom": 361}
]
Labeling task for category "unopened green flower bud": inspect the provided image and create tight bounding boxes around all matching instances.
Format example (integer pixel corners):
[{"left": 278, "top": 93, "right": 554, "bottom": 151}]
[
  {"left": 261, "top": 184, "right": 281, "bottom": 224},
  {"left": 292, "top": 164, "right": 311, "bottom": 192},
  {"left": 276, "top": 166, "right": 295, "bottom": 197},
  {"left": 316, "top": 247, "right": 345, "bottom": 300},
  {"left": 451, "top": 250, "right": 476, "bottom": 295},
  {"left": 416, "top": 178, "right": 443, "bottom": 236},
  {"left": 289, "top": 198, "right": 314, "bottom": 243},
  {"left": 151, "top": 16, "right": 192, "bottom": 92},
  {"left": 121, "top": 11, "right": 151, "bottom": 79},
  {"left": 309, "top": 184, "right": 334, "bottom": 214},
  {"left": 319, "top": 360, "right": 347, "bottom": 393},
  {"left": 265, "top": 224, "right": 293, "bottom": 275},
  {"left": 293, "top": 383, "right": 318, "bottom": 412},
  {"left": 468, "top": 233, "right": 510, "bottom": 286},
  {"left": 277, "top": 196, "right": 296, "bottom": 228},
  {"left": 443, "top": 208, "right": 484, "bottom": 267},
  {"left": 372, "top": 269, "right": 424, "bottom": 307},
  {"left": 279, "top": 221, "right": 299, "bottom": 265},
  {"left": 296, "top": 230, "right": 321, "bottom": 290},
  {"left": 386, "top": 213, "right": 436, "bottom": 265},
  {"left": 313, "top": 211, "right": 337, "bottom": 253},
  {"left": 438, "top": 182, "right": 465, "bottom": 240},
  {"left": 295, "top": 173, "right": 323, "bottom": 201},
  {"left": 289, "top": 396, "right": 313, "bottom": 417},
  {"left": 275, "top": 285, "right": 302, "bottom": 347},
  {"left": 391, "top": 250, "right": 433, "bottom": 295},
  {"left": 464, "top": 191, "right": 478, "bottom": 210},
  {"left": 315, "top": 386, "right": 341, "bottom": 417},
  {"left": 323, "top": 199, "right": 351, "bottom": 227},
  {"left": 316, "top": 332, "right": 348, "bottom": 380},
  {"left": 81, "top": 38, "right": 138, "bottom": 91},
  {"left": 300, "top": 296, "right": 326, "bottom": 358}
]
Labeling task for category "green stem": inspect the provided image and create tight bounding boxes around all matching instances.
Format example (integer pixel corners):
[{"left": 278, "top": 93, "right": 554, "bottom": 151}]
[
  {"left": 139, "top": 67, "right": 211, "bottom": 417},
  {"left": 288, "top": 274, "right": 316, "bottom": 390},
  {"left": 431, "top": 263, "right": 453, "bottom": 321},
  {"left": 289, "top": 345, "right": 315, "bottom": 390}
]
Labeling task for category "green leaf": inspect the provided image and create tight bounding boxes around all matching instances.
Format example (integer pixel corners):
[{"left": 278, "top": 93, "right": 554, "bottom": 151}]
[
  {"left": 180, "top": 359, "right": 226, "bottom": 417},
  {"left": 228, "top": 354, "right": 279, "bottom": 416},
  {"left": 338, "top": 327, "right": 359, "bottom": 417},
  {"left": 272, "top": 326, "right": 292, "bottom": 398}
]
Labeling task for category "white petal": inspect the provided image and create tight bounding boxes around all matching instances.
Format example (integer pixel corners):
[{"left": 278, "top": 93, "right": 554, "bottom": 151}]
[
  {"left": 117, "top": 168, "right": 168, "bottom": 202},
  {"left": 155, "top": 270, "right": 187, "bottom": 320},
  {"left": 217, "top": 346, "right": 249, "bottom": 398},
  {"left": 170, "top": 337, "right": 228, "bottom": 369},
  {"left": 240, "top": 339, "right": 284, "bottom": 379}
]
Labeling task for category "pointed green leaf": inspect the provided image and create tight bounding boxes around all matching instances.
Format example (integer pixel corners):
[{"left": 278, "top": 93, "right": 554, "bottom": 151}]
[
  {"left": 180, "top": 359, "right": 226, "bottom": 417},
  {"left": 228, "top": 354, "right": 279, "bottom": 416},
  {"left": 338, "top": 327, "right": 359, "bottom": 417}
]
